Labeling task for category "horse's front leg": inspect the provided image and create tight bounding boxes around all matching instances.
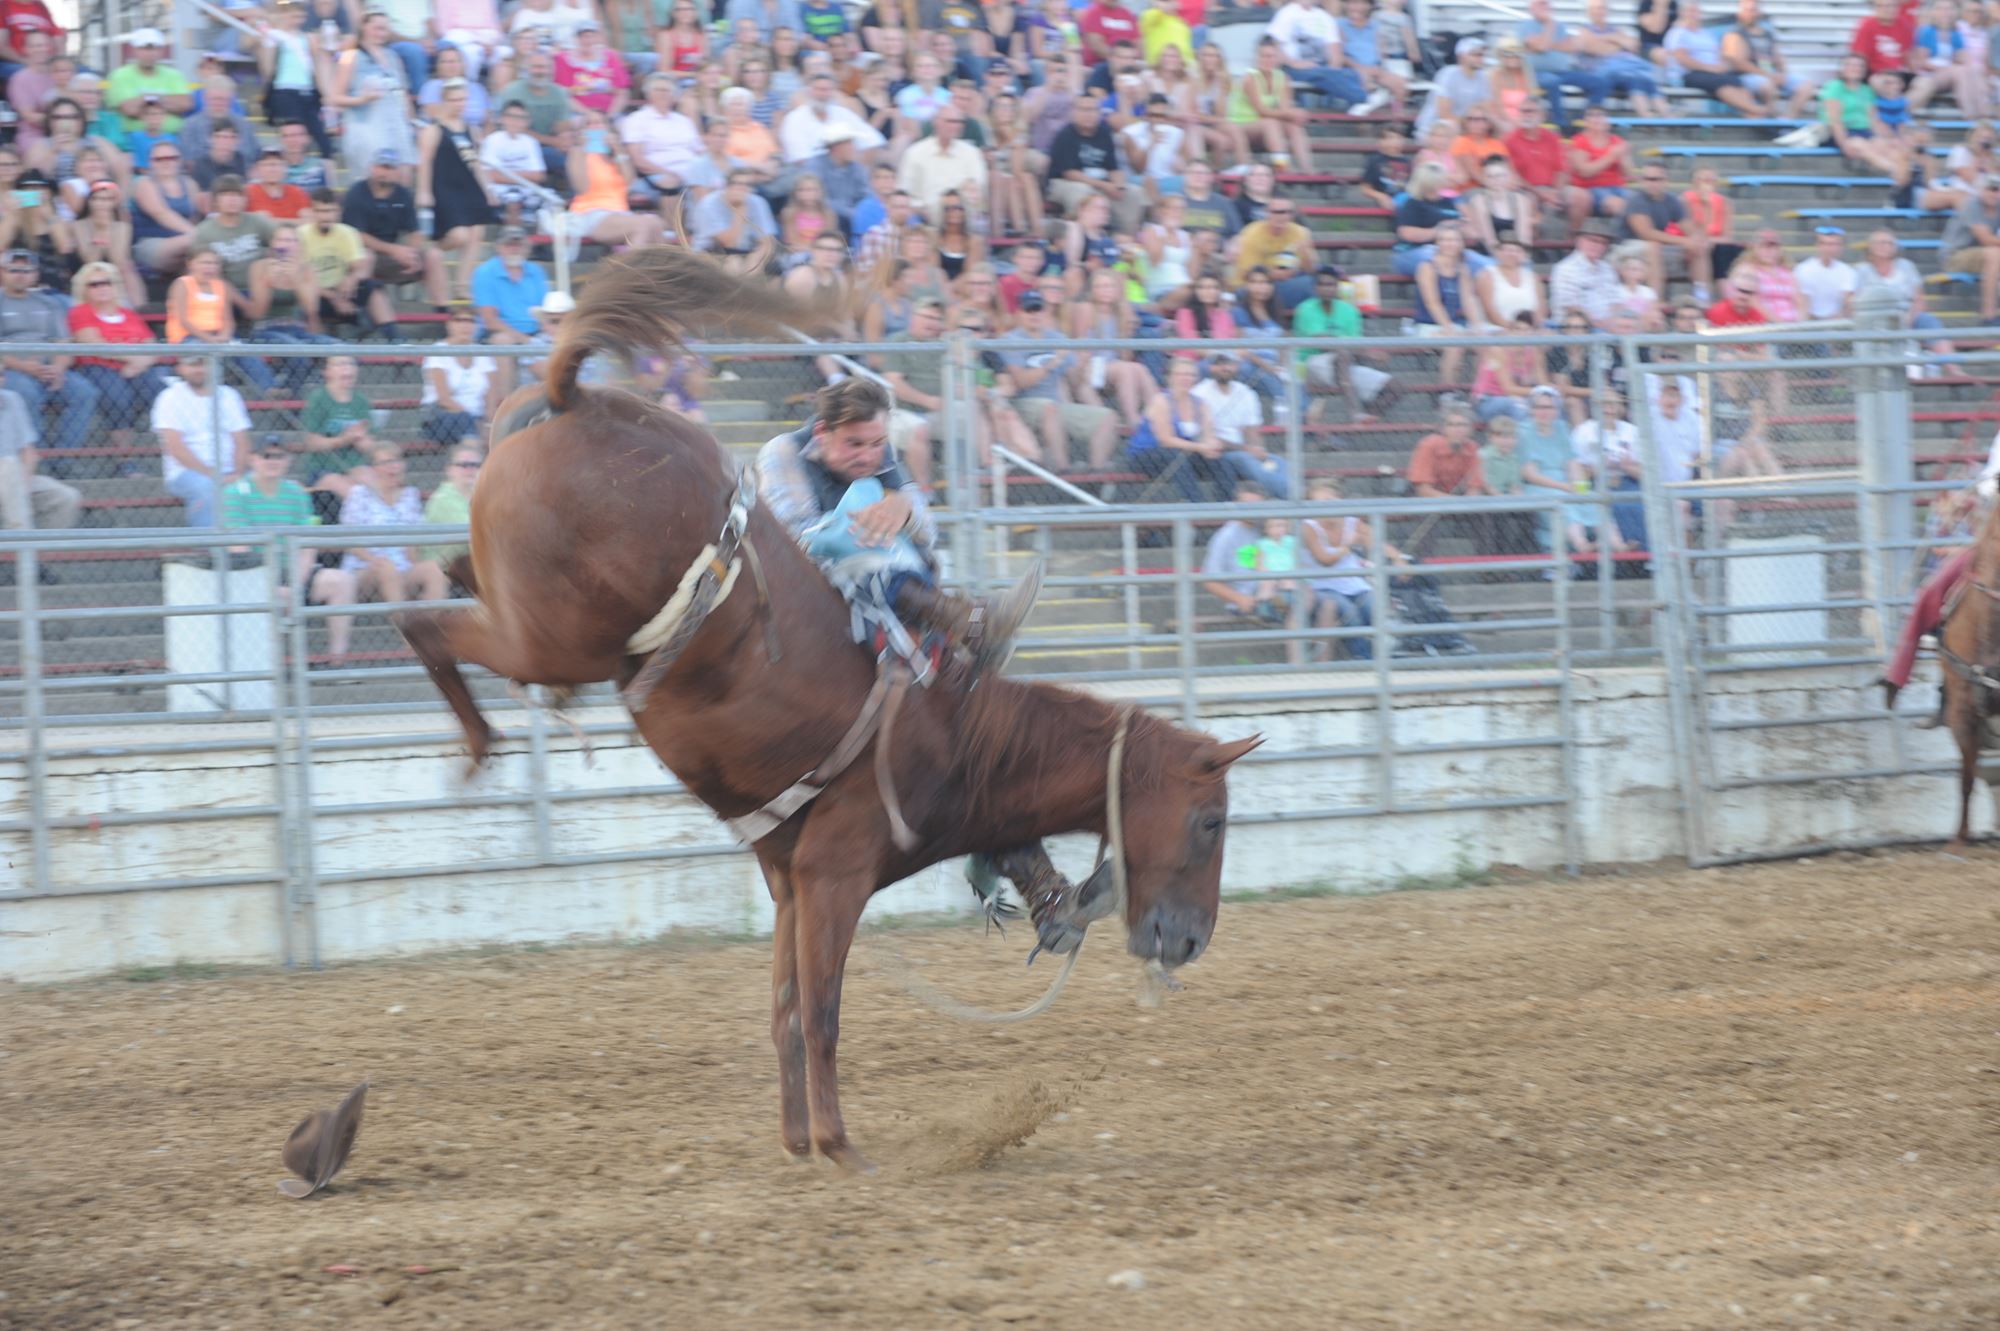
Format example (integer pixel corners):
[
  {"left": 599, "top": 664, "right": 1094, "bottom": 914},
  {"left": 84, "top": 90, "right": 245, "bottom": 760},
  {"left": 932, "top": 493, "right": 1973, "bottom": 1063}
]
[
  {"left": 1949, "top": 703, "right": 1982, "bottom": 853},
  {"left": 762, "top": 860, "right": 811, "bottom": 1159},
  {"left": 791, "top": 866, "right": 875, "bottom": 1173}
]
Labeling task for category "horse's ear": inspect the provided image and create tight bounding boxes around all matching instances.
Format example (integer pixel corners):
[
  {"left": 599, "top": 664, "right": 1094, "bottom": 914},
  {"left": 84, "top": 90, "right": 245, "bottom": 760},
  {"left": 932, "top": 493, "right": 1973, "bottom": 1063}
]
[{"left": 1188, "top": 735, "right": 1263, "bottom": 777}]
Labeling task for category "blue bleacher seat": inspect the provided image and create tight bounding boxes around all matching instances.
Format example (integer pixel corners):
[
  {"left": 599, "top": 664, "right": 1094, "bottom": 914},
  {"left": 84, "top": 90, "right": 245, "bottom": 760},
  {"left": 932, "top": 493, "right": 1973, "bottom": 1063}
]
[
  {"left": 1788, "top": 207, "right": 1946, "bottom": 220},
  {"left": 1731, "top": 175, "right": 1895, "bottom": 189}
]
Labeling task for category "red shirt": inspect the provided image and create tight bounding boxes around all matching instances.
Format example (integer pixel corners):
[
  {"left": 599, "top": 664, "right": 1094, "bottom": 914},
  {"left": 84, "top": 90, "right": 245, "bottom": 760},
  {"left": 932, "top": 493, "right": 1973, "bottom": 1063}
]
[
  {"left": 1504, "top": 127, "right": 1564, "bottom": 189},
  {"left": 1851, "top": 13, "right": 1915, "bottom": 72},
  {"left": 246, "top": 182, "right": 311, "bottom": 220},
  {"left": 68, "top": 303, "right": 154, "bottom": 369},
  {"left": 1078, "top": 2, "right": 1138, "bottom": 63},
  {"left": 1706, "top": 298, "right": 1767, "bottom": 327},
  {"left": 1407, "top": 433, "right": 1488, "bottom": 495},
  {"left": 1568, "top": 131, "right": 1627, "bottom": 189},
  {"left": 0, "top": 0, "right": 61, "bottom": 56}
]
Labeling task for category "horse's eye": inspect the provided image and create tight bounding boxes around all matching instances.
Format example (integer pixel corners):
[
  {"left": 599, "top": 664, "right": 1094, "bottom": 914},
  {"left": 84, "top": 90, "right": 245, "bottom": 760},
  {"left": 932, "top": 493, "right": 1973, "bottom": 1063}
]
[{"left": 1200, "top": 815, "right": 1224, "bottom": 836}]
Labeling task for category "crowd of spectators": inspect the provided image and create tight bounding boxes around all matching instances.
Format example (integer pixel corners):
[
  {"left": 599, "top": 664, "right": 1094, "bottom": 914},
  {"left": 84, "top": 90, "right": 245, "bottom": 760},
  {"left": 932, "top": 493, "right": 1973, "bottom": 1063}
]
[{"left": 0, "top": 0, "right": 1990, "bottom": 654}]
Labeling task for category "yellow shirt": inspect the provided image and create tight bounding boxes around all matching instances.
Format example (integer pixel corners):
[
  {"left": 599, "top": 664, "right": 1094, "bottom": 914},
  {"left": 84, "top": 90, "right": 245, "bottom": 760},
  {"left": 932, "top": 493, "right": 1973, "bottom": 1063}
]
[
  {"left": 1139, "top": 9, "right": 1195, "bottom": 65},
  {"left": 301, "top": 222, "right": 367, "bottom": 294},
  {"left": 1231, "top": 220, "right": 1317, "bottom": 284}
]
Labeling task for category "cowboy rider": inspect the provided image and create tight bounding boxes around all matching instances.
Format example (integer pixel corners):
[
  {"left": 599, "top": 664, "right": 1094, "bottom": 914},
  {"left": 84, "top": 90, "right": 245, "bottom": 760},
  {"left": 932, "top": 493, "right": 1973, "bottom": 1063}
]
[
  {"left": 757, "top": 376, "right": 1110, "bottom": 958},
  {"left": 1880, "top": 474, "right": 1997, "bottom": 726}
]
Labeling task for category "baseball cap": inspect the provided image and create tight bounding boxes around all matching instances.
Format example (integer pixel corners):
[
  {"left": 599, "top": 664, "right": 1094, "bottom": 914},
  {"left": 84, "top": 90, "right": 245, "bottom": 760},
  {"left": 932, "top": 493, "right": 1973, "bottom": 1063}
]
[
  {"left": 498, "top": 224, "right": 530, "bottom": 243},
  {"left": 2, "top": 248, "right": 37, "bottom": 268},
  {"left": 1530, "top": 384, "right": 1560, "bottom": 401},
  {"left": 211, "top": 173, "right": 246, "bottom": 195},
  {"left": 1018, "top": 292, "right": 1047, "bottom": 312},
  {"left": 537, "top": 291, "right": 577, "bottom": 315},
  {"left": 128, "top": 26, "right": 166, "bottom": 47},
  {"left": 1455, "top": 35, "right": 1487, "bottom": 55},
  {"left": 370, "top": 148, "right": 402, "bottom": 167},
  {"left": 257, "top": 433, "right": 290, "bottom": 456},
  {"left": 1814, "top": 224, "right": 1846, "bottom": 236}
]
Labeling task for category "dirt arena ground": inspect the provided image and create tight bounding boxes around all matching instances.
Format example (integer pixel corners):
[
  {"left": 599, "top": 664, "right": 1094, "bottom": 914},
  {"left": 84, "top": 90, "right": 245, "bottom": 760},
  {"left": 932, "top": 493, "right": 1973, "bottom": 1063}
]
[{"left": 4, "top": 850, "right": 1998, "bottom": 1331}]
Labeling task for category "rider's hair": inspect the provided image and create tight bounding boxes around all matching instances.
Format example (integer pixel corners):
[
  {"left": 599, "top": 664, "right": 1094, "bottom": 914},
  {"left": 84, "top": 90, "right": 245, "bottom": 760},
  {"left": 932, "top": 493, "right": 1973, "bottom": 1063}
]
[{"left": 815, "top": 377, "right": 890, "bottom": 431}]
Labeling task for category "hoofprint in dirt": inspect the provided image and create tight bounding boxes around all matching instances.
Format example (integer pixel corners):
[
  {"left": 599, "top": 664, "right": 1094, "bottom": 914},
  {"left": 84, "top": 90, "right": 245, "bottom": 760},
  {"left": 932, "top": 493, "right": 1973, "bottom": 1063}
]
[{"left": 3, "top": 853, "right": 1996, "bottom": 1331}]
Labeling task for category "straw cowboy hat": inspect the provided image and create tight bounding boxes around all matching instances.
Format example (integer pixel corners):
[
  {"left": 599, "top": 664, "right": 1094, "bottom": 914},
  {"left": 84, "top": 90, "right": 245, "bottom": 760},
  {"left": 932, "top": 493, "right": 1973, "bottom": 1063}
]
[{"left": 278, "top": 1081, "right": 368, "bottom": 1198}]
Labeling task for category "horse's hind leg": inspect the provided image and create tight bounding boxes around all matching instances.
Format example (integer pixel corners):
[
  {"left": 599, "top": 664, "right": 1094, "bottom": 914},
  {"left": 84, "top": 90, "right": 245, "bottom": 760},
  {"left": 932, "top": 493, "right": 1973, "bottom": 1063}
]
[
  {"left": 395, "top": 606, "right": 505, "bottom": 767},
  {"left": 1948, "top": 710, "right": 1981, "bottom": 854},
  {"left": 791, "top": 861, "right": 877, "bottom": 1173}
]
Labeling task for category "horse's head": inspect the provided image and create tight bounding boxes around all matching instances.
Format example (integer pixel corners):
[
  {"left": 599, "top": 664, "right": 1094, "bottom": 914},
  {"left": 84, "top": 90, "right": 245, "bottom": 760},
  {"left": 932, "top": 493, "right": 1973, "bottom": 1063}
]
[{"left": 1116, "top": 730, "right": 1263, "bottom": 969}]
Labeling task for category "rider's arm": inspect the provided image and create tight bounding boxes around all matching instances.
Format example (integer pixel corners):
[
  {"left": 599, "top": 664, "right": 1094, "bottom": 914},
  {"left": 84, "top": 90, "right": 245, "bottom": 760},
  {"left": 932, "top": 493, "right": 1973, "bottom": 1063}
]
[{"left": 754, "top": 432, "right": 824, "bottom": 541}]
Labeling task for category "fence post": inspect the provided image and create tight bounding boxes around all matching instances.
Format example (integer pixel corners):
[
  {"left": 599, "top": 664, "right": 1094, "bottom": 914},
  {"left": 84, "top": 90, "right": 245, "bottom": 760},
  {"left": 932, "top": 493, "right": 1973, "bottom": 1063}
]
[
  {"left": 1853, "top": 287, "right": 1911, "bottom": 657},
  {"left": 1629, "top": 349, "right": 1712, "bottom": 866},
  {"left": 942, "top": 334, "right": 978, "bottom": 593},
  {"left": 19, "top": 543, "right": 50, "bottom": 895}
]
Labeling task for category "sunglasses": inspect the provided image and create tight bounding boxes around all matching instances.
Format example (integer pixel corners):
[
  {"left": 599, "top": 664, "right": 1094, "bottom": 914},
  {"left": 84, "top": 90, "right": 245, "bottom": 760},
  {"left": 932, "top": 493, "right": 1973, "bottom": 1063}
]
[
  {"left": 151, "top": 153, "right": 181, "bottom": 161},
  {"left": 86, "top": 278, "right": 113, "bottom": 287},
  {"left": 452, "top": 459, "right": 482, "bottom": 469}
]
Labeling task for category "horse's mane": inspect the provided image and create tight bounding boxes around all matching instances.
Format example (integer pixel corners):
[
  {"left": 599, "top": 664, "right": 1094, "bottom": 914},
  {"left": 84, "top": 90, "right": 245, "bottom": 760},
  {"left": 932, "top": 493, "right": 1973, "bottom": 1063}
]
[
  {"left": 954, "top": 676, "right": 1192, "bottom": 813},
  {"left": 541, "top": 246, "right": 858, "bottom": 413}
]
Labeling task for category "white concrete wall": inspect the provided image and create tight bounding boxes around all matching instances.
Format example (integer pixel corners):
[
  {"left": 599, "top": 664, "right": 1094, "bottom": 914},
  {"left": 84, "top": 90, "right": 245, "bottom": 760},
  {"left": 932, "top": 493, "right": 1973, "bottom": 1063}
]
[{"left": 0, "top": 666, "right": 1982, "bottom": 983}]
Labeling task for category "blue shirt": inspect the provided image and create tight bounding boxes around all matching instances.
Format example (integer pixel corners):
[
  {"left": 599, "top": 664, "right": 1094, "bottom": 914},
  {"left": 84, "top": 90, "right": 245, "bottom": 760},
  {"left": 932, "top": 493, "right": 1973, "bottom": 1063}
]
[
  {"left": 1338, "top": 16, "right": 1381, "bottom": 67},
  {"left": 471, "top": 256, "right": 550, "bottom": 337},
  {"left": 126, "top": 128, "right": 179, "bottom": 168},
  {"left": 849, "top": 192, "right": 887, "bottom": 251}
]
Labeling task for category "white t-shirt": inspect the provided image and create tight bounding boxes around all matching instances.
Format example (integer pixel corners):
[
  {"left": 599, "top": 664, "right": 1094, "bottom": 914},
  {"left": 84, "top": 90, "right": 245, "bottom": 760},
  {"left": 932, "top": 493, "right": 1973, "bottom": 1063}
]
[
  {"left": 1118, "top": 120, "right": 1185, "bottom": 181},
  {"left": 153, "top": 379, "right": 251, "bottom": 482},
  {"left": 1191, "top": 376, "right": 1263, "bottom": 447},
  {"left": 509, "top": 1, "right": 594, "bottom": 46},
  {"left": 1791, "top": 256, "right": 1859, "bottom": 321},
  {"left": 1267, "top": 1, "right": 1338, "bottom": 65},
  {"left": 1570, "top": 417, "right": 1638, "bottom": 471},
  {"left": 1647, "top": 406, "right": 1703, "bottom": 484},
  {"left": 480, "top": 129, "right": 545, "bottom": 181},
  {"left": 620, "top": 105, "right": 704, "bottom": 178},
  {"left": 422, "top": 354, "right": 499, "bottom": 418}
]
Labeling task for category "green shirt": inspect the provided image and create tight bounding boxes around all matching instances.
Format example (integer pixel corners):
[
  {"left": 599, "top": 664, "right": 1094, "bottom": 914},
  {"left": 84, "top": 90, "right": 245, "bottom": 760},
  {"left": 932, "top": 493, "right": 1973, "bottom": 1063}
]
[
  {"left": 192, "top": 213, "right": 276, "bottom": 292},
  {"left": 422, "top": 482, "right": 472, "bottom": 566},
  {"left": 496, "top": 79, "right": 577, "bottom": 138},
  {"left": 1820, "top": 79, "right": 1874, "bottom": 131},
  {"left": 1480, "top": 442, "right": 1523, "bottom": 495},
  {"left": 1290, "top": 297, "right": 1362, "bottom": 368},
  {"left": 879, "top": 332, "right": 943, "bottom": 402},
  {"left": 220, "top": 475, "right": 314, "bottom": 527},
  {"left": 105, "top": 62, "right": 193, "bottom": 133},
  {"left": 301, "top": 387, "right": 373, "bottom": 476}
]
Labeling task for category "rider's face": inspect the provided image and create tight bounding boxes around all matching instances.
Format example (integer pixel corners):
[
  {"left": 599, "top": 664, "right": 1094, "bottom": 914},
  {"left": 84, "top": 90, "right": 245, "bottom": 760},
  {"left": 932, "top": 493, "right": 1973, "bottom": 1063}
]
[{"left": 816, "top": 415, "right": 889, "bottom": 482}]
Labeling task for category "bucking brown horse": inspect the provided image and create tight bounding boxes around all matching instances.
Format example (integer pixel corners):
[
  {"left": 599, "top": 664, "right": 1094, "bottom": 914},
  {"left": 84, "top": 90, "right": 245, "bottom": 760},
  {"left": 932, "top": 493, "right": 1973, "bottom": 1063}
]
[
  {"left": 1939, "top": 499, "right": 2000, "bottom": 851},
  {"left": 396, "top": 248, "right": 1259, "bottom": 1171}
]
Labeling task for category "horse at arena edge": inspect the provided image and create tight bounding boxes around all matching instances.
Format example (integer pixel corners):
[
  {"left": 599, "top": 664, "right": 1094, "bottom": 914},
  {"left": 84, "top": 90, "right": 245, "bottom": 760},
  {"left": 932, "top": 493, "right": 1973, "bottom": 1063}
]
[
  {"left": 393, "top": 247, "right": 1259, "bottom": 1171},
  {"left": 1939, "top": 498, "right": 2000, "bottom": 851}
]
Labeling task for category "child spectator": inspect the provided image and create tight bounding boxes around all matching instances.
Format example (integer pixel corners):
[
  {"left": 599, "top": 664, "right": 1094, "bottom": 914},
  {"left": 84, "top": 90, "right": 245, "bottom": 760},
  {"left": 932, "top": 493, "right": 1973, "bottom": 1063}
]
[
  {"left": 297, "top": 353, "right": 374, "bottom": 507},
  {"left": 1358, "top": 122, "right": 1412, "bottom": 210},
  {"left": 1238, "top": 514, "right": 1302, "bottom": 623},
  {"left": 220, "top": 438, "right": 359, "bottom": 658},
  {"left": 246, "top": 149, "right": 312, "bottom": 220}
]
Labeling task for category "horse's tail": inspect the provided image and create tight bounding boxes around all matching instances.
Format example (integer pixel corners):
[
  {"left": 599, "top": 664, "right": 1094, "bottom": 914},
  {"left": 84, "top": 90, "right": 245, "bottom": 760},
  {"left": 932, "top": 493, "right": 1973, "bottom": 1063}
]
[{"left": 542, "top": 246, "right": 846, "bottom": 413}]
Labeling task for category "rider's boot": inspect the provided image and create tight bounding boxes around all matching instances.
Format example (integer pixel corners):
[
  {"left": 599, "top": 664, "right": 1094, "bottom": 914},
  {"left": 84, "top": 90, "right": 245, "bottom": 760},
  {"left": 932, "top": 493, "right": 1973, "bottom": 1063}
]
[
  {"left": 893, "top": 561, "right": 1045, "bottom": 670},
  {"left": 987, "top": 843, "right": 1117, "bottom": 962}
]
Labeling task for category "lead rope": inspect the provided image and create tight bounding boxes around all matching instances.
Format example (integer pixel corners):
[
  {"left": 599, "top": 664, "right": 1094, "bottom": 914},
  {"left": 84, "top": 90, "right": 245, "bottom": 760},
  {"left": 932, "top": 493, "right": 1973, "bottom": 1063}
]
[{"left": 879, "top": 707, "right": 1136, "bottom": 1025}]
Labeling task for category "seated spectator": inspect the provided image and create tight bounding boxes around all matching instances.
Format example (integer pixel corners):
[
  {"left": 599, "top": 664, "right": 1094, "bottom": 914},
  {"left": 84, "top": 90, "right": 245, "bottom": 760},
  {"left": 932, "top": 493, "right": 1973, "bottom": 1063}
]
[
  {"left": 106, "top": 30, "right": 193, "bottom": 137},
  {"left": 1418, "top": 36, "right": 1494, "bottom": 133},
  {"left": 1231, "top": 265, "right": 1296, "bottom": 408},
  {"left": 67, "top": 260, "right": 169, "bottom": 442},
  {"left": 1731, "top": 228, "right": 1804, "bottom": 321},
  {"left": 900, "top": 103, "right": 987, "bottom": 224},
  {"left": 246, "top": 149, "right": 312, "bottom": 221},
  {"left": 562, "top": 108, "right": 669, "bottom": 252},
  {"left": 1293, "top": 263, "right": 1393, "bottom": 422},
  {"left": 1478, "top": 236, "right": 1546, "bottom": 328},
  {"left": 129, "top": 139, "right": 200, "bottom": 276},
  {"left": 1912, "top": 0, "right": 1987, "bottom": 114},
  {"left": 1462, "top": 154, "right": 1538, "bottom": 255},
  {"left": 302, "top": 187, "right": 399, "bottom": 338},
  {"left": 497, "top": 53, "right": 580, "bottom": 193},
  {"left": 1502, "top": 96, "right": 1587, "bottom": 225},
  {"left": 691, "top": 167, "right": 781, "bottom": 258},
  {"left": 1723, "top": 0, "right": 1812, "bottom": 117},
  {"left": 422, "top": 440, "right": 482, "bottom": 573},
  {"left": 802, "top": 124, "right": 871, "bottom": 236},
  {"left": 1706, "top": 273, "right": 1768, "bottom": 328},
  {"left": 420, "top": 44, "right": 492, "bottom": 127},
  {"left": 1065, "top": 265, "right": 1158, "bottom": 427},
  {"left": 1413, "top": 223, "right": 1487, "bottom": 388},
  {"left": 1118, "top": 92, "right": 1189, "bottom": 196},
  {"left": 1794, "top": 225, "right": 1859, "bottom": 320},
  {"left": 1943, "top": 177, "right": 2000, "bottom": 325},
  {"left": 1549, "top": 218, "right": 1619, "bottom": 326},
  {"left": 1191, "top": 354, "right": 1286, "bottom": 498},
  {"left": 190, "top": 120, "right": 252, "bottom": 196},
  {"left": 1357, "top": 122, "right": 1413, "bottom": 211},
  {"left": 717, "top": 84, "right": 785, "bottom": 188},
  {"left": 1200, "top": 482, "right": 1292, "bottom": 628},
  {"left": 125, "top": 96, "right": 181, "bottom": 171},
  {"left": 784, "top": 171, "right": 846, "bottom": 253},
  {"left": 342, "top": 150, "right": 449, "bottom": 309},
  {"left": 1512, "top": 384, "right": 1591, "bottom": 556},
  {"left": 245, "top": 222, "right": 340, "bottom": 388},
  {"left": 1607, "top": 245, "right": 1663, "bottom": 329},
  {"left": 1237, "top": 514, "right": 1304, "bottom": 623},
  {"left": 1473, "top": 310, "right": 1551, "bottom": 422},
  {"left": 1564, "top": 104, "right": 1630, "bottom": 228},
  {"left": 472, "top": 225, "right": 549, "bottom": 347},
  {"left": 339, "top": 440, "right": 450, "bottom": 604},
  {"left": 996, "top": 289, "right": 1121, "bottom": 471},
  {"left": 7, "top": 169, "right": 70, "bottom": 288},
  {"left": 167, "top": 246, "right": 276, "bottom": 398},
  {"left": 1389, "top": 162, "right": 1475, "bottom": 280},
  {"left": 153, "top": 353, "right": 251, "bottom": 527},
  {"left": 1231, "top": 192, "right": 1322, "bottom": 303},
  {"left": 1615, "top": 162, "right": 1689, "bottom": 299},
  {"left": 481, "top": 101, "right": 548, "bottom": 227},
  {"left": 0, "top": 377, "right": 77, "bottom": 531},
  {"left": 1135, "top": 193, "right": 1191, "bottom": 303},
  {"left": 277, "top": 120, "right": 335, "bottom": 192},
  {"left": 1822, "top": 53, "right": 1911, "bottom": 182},
  {"left": 6, "top": 29, "right": 56, "bottom": 140},
  {"left": 1414, "top": 117, "right": 1473, "bottom": 196},
  {"left": 1708, "top": 368, "right": 1783, "bottom": 527},
  {"left": 1451, "top": 110, "right": 1509, "bottom": 184},
  {"left": 1299, "top": 478, "right": 1396, "bottom": 660},
  {"left": 1849, "top": 0, "right": 1917, "bottom": 79},
  {"left": 297, "top": 353, "right": 374, "bottom": 505},
  {"left": 192, "top": 174, "right": 275, "bottom": 301},
  {"left": 1515, "top": 0, "right": 1595, "bottom": 133},
  {"left": 0, "top": 249, "right": 96, "bottom": 462},
  {"left": 1406, "top": 404, "right": 1493, "bottom": 560},
  {"left": 1127, "top": 355, "right": 1231, "bottom": 502},
  {"left": 1046, "top": 96, "right": 1142, "bottom": 234},
  {"left": 622, "top": 70, "right": 706, "bottom": 198},
  {"left": 873, "top": 295, "right": 949, "bottom": 484},
  {"left": 27, "top": 96, "right": 130, "bottom": 202},
  {"left": 221, "top": 438, "right": 359, "bottom": 658},
  {"left": 1678, "top": 164, "right": 1740, "bottom": 303},
  {"left": 422, "top": 307, "right": 500, "bottom": 445},
  {"left": 1663, "top": 0, "right": 1767, "bottom": 116}
]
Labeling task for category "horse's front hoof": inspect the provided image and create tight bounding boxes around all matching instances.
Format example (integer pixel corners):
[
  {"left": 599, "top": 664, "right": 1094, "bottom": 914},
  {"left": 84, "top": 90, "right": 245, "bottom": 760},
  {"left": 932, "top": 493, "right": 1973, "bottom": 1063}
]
[
  {"left": 781, "top": 1138, "right": 812, "bottom": 1161},
  {"left": 818, "top": 1139, "right": 878, "bottom": 1175}
]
